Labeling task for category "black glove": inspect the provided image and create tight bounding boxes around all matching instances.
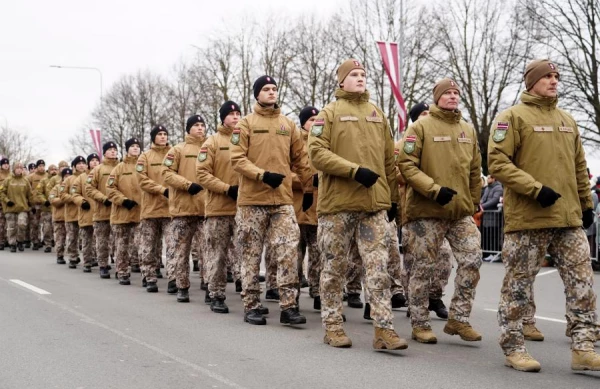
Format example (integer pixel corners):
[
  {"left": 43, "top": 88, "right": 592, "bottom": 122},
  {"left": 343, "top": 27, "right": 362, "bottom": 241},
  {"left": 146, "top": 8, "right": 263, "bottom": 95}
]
[
  {"left": 31, "top": 207, "right": 36, "bottom": 214},
  {"left": 312, "top": 174, "right": 319, "bottom": 188},
  {"left": 122, "top": 199, "right": 137, "bottom": 210},
  {"left": 163, "top": 189, "right": 169, "bottom": 198},
  {"left": 536, "top": 186, "right": 561, "bottom": 208},
  {"left": 187, "top": 183, "right": 203, "bottom": 195},
  {"left": 227, "top": 185, "right": 239, "bottom": 201},
  {"left": 7, "top": 201, "right": 14, "bottom": 207},
  {"left": 103, "top": 199, "right": 112, "bottom": 207},
  {"left": 44, "top": 200, "right": 50, "bottom": 207},
  {"left": 354, "top": 167, "right": 380, "bottom": 188},
  {"left": 387, "top": 202, "right": 398, "bottom": 222},
  {"left": 582, "top": 209, "right": 594, "bottom": 229},
  {"left": 81, "top": 202, "right": 91, "bottom": 210},
  {"left": 302, "top": 193, "right": 314, "bottom": 211},
  {"left": 436, "top": 187, "right": 457, "bottom": 206},
  {"left": 262, "top": 171, "right": 285, "bottom": 189}
]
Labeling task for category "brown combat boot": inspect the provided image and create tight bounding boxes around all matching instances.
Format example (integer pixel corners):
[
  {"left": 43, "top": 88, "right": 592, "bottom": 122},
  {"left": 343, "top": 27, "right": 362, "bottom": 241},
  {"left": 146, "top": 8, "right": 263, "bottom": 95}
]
[
  {"left": 324, "top": 329, "right": 352, "bottom": 348},
  {"left": 411, "top": 326, "right": 437, "bottom": 344},
  {"left": 505, "top": 352, "right": 541, "bottom": 372},
  {"left": 373, "top": 327, "right": 408, "bottom": 350},
  {"left": 523, "top": 324, "right": 544, "bottom": 341},
  {"left": 443, "top": 319, "right": 482, "bottom": 341},
  {"left": 572, "top": 350, "right": 600, "bottom": 371}
]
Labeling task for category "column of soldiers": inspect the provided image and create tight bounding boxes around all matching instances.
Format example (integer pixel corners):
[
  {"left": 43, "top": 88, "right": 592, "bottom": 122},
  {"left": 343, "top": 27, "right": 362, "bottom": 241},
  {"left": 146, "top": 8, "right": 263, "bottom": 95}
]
[{"left": 1, "top": 57, "right": 599, "bottom": 372}]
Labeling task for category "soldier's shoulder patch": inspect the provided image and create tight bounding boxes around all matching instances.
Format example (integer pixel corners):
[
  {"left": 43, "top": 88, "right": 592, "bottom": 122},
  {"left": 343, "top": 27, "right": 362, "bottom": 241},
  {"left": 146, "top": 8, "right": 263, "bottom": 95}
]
[
  {"left": 231, "top": 128, "right": 241, "bottom": 145},
  {"left": 136, "top": 163, "right": 144, "bottom": 172},
  {"left": 164, "top": 154, "right": 174, "bottom": 167},
  {"left": 49, "top": 194, "right": 55, "bottom": 199},
  {"left": 71, "top": 186, "right": 76, "bottom": 194},
  {"left": 311, "top": 119, "right": 325, "bottom": 137},
  {"left": 59, "top": 185, "right": 65, "bottom": 192},
  {"left": 198, "top": 147, "right": 208, "bottom": 162},
  {"left": 86, "top": 174, "right": 93, "bottom": 184},
  {"left": 493, "top": 122, "right": 509, "bottom": 142},
  {"left": 107, "top": 175, "right": 115, "bottom": 186},
  {"left": 403, "top": 135, "right": 416, "bottom": 154}
]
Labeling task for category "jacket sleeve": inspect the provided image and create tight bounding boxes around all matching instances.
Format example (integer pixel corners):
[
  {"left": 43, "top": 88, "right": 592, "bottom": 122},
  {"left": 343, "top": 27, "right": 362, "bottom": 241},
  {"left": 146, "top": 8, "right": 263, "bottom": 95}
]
[
  {"left": 34, "top": 180, "right": 47, "bottom": 204},
  {"left": 163, "top": 146, "right": 192, "bottom": 191},
  {"left": 0, "top": 179, "right": 9, "bottom": 203},
  {"left": 106, "top": 166, "right": 127, "bottom": 205},
  {"left": 290, "top": 125, "right": 313, "bottom": 194},
  {"left": 470, "top": 128, "right": 482, "bottom": 206},
  {"left": 308, "top": 108, "right": 360, "bottom": 178},
  {"left": 138, "top": 152, "right": 167, "bottom": 196},
  {"left": 196, "top": 138, "right": 229, "bottom": 195},
  {"left": 49, "top": 185, "right": 63, "bottom": 206},
  {"left": 26, "top": 181, "right": 34, "bottom": 207},
  {"left": 572, "top": 119, "right": 594, "bottom": 210},
  {"left": 86, "top": 167, "right": 109, "bottom": 203},
  {"left": 59, "top": 176, "right": 74, "bottom": 203},
  {"left": 487, "top": 112, "right": 543, "bottom": 198},
  {"left": 394, "top": 140, "right": 406, "bottom": 186},
  {"left": 70, "top": 174, "right": 86, "bottom": 206},
  {"left": 398, "top": 124, "right": 441, "bottom": 200},
  {"left": 230, "top": 118, "right": 265, "bottom": 181},
  {"left": 383, "top": 118, "right": 398, "bottom": 203}
]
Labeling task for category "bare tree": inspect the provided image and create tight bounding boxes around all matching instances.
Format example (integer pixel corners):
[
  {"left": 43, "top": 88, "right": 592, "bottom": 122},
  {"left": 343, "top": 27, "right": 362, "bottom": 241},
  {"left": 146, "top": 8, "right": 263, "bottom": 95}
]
[{"left": 0, "top": 127, "right": 38, "bottom": 163}]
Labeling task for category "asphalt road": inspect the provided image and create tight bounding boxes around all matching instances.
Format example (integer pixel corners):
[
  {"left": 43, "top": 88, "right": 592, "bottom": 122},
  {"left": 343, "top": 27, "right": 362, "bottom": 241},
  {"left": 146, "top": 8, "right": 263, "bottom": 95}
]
[{"left": 1, "top": 249, "right": 599, "bottom": 389}]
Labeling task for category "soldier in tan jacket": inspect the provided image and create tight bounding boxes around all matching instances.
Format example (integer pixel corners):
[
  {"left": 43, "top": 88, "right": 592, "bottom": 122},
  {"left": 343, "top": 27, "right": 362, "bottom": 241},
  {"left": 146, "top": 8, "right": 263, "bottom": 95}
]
[
  {"left": 60, "top": 156, "right": 87, "bottom": 268},
  {"left": 0, "top": 162, "right": 34, "bottom": 252},
  {"left": 231, "top": 75, "right": 313, "bottom": 326},
  {"left": 197, "top": 101, "right": 243, "bottom": 314},
  {"left": 489, "top": 59, "right": 600, "bottom": 372},
  {"left": 86, "top": 142, "right": 119, "bottom": 279},
  {"left": 27, "top": 159, "right": 49, "bottom": 250},
  {"left": 49, "top": 167, "right": 71, "bottom": 263},
  {"left": 137, "top": 125, "right": 170, "bottom": 292},
  {"left": 107, "top": 138, "right": 142, "bottom": 285},
  {"left": 0, "top": 157, "right": 11, "bottom": 249},
  {"left": 308, "top": 59, "right": 404, "bottom": 350},
  {"left": 162, "top": 115, "right": 206, "bottom": 302}
]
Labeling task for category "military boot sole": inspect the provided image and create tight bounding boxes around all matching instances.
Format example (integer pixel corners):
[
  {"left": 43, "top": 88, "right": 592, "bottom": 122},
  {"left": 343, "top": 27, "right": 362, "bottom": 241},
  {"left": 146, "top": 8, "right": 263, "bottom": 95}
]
[
  {"left": 177, "top": 297, "right": 190, "bottom": 303},
  {"left": 523, "top": 334, "right": 544, "bottom": 341},
  {"left": 146, "top": 285, "right": 158, "bottom": 293},
  {"left": 411, "top": 332, "right": 438, "bottom": 344},
  {"left": 373, "top": 338, "right": 409, "bottom": 350},
  {"left": 119, "top": 279, "right": 131, "bottom": 285},
  {"left": 324, "top": 335, "right": 352, "bottom": 348},
  {"left": 210, "top": 306, "right": 229, "bottom": 314},
  {"left": 244, "top": 316, "right": 267, "bottom": 325},
  {"left": 572, "top": 363, "right": 600, "bottom": 371},
  {"left": 280, "top": 316, "right": 307, "bottom": 325},
  {"left": 167, "top": 288, "right": 178, "bottom": 295},
  {"left": 83, "top": 267, "right": 92, "bottom": 273},
  {"left": 100, "top": 274, "right": 111, "bottom": 279},
  {"left": 443, "top": 325, "right": 482, "bottom": 341},
  {"left": 505, "top": 359, "right": 541, "bottom": 372}
]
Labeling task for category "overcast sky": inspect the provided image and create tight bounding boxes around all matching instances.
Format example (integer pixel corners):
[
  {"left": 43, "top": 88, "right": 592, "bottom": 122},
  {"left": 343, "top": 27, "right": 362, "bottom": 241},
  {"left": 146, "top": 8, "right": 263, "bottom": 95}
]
[{"left": 3, "top": 0, "right": 600, "bottom": 175}]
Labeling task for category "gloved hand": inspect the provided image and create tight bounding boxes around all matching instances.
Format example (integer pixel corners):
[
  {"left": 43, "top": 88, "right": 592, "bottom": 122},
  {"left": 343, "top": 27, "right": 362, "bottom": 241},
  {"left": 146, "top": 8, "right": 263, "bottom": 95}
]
[
  {"left": 81, "top": 202, "right": 91, "bottom": 210},
  {"left": 44, "top": 200, "right": 51, "bottom": 207},
  {"left": 536, "top": 186, "right": 561, "bottom": 208},
  {"left": 354, "top": 167, "right": 380, "bottom": 188},
  {"left": 436, "top": 187, "right": 457, "bottom": 206},
  {"left": 227, "top": 185, "right": 239, "bottom": 201},
  {"left": 31, "top": 207, "right": 37, "bottom": 214},
  {"left": 387, "top": 202, "right": 398, "bottom": 222},
  {"left": 122, "top": 199, "right": 137, "bottom": 210},
  {"left": 312, "top": 174, "right": 319, "bottom": 188},
  {"left": 103, "top": 199, "right": 112, "bottom": 207},
  {"left": 582, "top": 209, "right": 594, "bottom": 229},
  {"left": 262, "top": 171, "right": 285, "bottom": 189},
  {"left": 302, "top": 193, "right": 313, "bottom": 211},
  {"left": 163, "top": 188, "right": 169, "bottom": 198},
  {"left": 187, "top": 183, "right": 203, "bottom": 195},
  {"left": 7, "top": 201, "right": 15, "bottom": 207}
]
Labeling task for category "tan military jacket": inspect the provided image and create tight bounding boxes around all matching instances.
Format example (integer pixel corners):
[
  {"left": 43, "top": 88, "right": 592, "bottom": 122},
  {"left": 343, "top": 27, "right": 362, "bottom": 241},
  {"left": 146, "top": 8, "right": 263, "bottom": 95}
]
[
  {"left": 0, "top": 174, "right": 33, "bottom": 213},
  {"left": 398, "top": 104, "right": 482, "bottom": 222},
  {"left": 196, "top": 126, "right": 239, "bottom": 217},
  {"left": 231, "top": 103, "right": 313, "bottom": 207},
  {"left": 49, "top": 183, "right": 65, "bottom": 222},
  {"left": 308, "top": 89, "right": 398, "bottom": 215},
  {"left": 394, "top": 138, "right": 406, "bottom": 224},
  {"left": 35, "top": 176, "right": 52, "bottom": 213},
  {"left": 293, "top": 129, "right": 317, "bottom": 225},
  {"left": 0, "top": 169, "right": 10, "bottom": 185},
  {"left": 162, "top": 134, "right": 206, "bottom": 218},
  {"left": 137, "top": 144, "right": 170, "bottom": 220},
  {"left": 60, "top": 170, "right": 85, "bottom": 223},
  {"left": 71, "top": 171, "right": 95, "bottom": 227},
  {"left": 106, "top": 155, "right": 141, "bottom": 225},
  {"left": 85, "top": 158, "right": 119, "bottom": 222},
  {"left": 27, "top": 171, "right": 49, "bottom": 205},
  {"left": 488, "top": 91, "right": 592, "bottom": 232}
]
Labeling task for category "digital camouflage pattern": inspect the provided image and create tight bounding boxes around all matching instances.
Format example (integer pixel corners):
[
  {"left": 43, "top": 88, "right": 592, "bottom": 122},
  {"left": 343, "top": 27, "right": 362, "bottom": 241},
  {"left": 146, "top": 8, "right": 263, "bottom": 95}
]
[
  {"left": 79, "top": 225, "right": 94, "bottom": 265},
  {"left": 205, "top": 216, "right": 239, "bottom": 299},
  {"left": 65, "top": 221, "right": 79, "bottom": 260},
  {"left": 139, "top": 217, "right": 170, "bottom": 283},
  {"left": 53, "top": 221, "right": 66, "bottom": 257},
  {"left": 113, "top": 223, "right": 137, "bottom": 277},
  {"left": 165, "top": 216, "right": 204, "bottom": 288},
  {"left": 5, "top": 212, "right": 28, "bottom": 245},
  {"left": 93, "top": 221, "right": 111, "bottom": 267}
]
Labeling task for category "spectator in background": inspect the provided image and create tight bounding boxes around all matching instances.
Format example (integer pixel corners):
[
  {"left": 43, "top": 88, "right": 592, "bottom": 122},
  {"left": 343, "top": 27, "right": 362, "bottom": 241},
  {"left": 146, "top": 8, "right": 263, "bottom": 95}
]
[
  {"left": 481, "top": 175, "right": 503, "bottom": 261},
  {"left": 587, "top": 177, "right": 599, "bottom": 258}
]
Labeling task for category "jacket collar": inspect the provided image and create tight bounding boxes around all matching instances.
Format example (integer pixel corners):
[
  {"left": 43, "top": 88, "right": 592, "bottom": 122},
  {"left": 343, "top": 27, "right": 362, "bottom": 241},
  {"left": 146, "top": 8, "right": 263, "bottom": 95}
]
[
  {"left": 151, "top": 144, "right": 169, "bottom": 152},
  {"left": 430, "top": 104, "right": 462, "bottom": 124},
  {"left": 335, "top": 88, "right": 370, "bottom": 103},
  {"left": 185, "top": 134, "right": 206, "bottom": 145},
  {"left": 124, "top": 155, "right": 138, "bottom": 164},
  {"left": 253, "top": 102, "right": 281, "bottom": 117},
  {"left": 218, "top": 125, "right": 233, "bottom": 136},
  {"left": 103, "top": 158, "right": 119, "bottom": 167},
  {"left": 520, "top": 91, "right": 558, "bottom": 109}
]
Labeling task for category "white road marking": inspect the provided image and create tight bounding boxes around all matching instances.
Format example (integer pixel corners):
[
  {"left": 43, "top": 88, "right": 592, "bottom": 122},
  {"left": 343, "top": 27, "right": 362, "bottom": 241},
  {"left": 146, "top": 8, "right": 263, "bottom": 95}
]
[
  {"left": 484, "top": 308, "right": 566, "bottom": 323},
  {"left": 10, "top": 279, "right": 51, "bottom": 295},
  {"left": 537, "top": 269, "right": 558, "bottom": 277}
]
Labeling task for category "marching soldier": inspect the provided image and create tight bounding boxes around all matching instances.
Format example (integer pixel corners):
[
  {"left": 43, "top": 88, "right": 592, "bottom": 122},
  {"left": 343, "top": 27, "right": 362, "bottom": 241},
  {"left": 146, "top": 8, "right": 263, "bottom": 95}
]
[
  {"left": 0, "top": 157, "right": 10, "bottom": 249},
  {"left": 49, "top": 168, "right": 71, "bottom": 264},
  {"left": 0, "top": 162, "right": 34, "bottom": 252},
  {"left": 61, "top": 156, "right": 87, "bottom": 268},
  {"left": 27, "top": 159, "right": 48, "bottom": 250}
]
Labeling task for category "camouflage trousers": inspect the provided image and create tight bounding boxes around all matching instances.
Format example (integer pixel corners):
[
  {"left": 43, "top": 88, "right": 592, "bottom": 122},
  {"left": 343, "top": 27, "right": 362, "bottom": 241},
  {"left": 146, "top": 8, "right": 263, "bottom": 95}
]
[
  {"left": 0, "top": 210, "right": 6, "bottom": 245},
  {"left": 131, "top": 223, "right": 140, "bottom": 266},
  {"left": 191, "top": 225, "right": 206, "bottom": 282},
  {"left": 113, "top": 223, "right": 138, "bottom": 277},
  {"left": 237, "top": 205, "right": 300, "bottom": 312},
  {"left": 53, "top": 221, "right": 66, "bottom": 257},
  {"left": 139, "top": 217, "right": 170, "bottom": 283},
  {"left": 205, "top": 216, "right": 239, "bottom": 299},
  {"left": 226, "top": 236, "right": 241, "bottom": 282},
  {"left": 29, "top": 206, "right": 41, "bottom": 244},
  {"left": 404, "top": 217, "right": 481, "bottom": 328},
  {"left": 299, "top": 224, "right": 320, "bottom": 297},
  {"left": 165, "top": 216, "right": 204, "bottom": 289},
  {"left": 79, "top": 226, "right": 94, "bottom": 265},
  {"left": 263, "top": 243, "right": 279, "bottom": 290},
  {"left": 319, "top": 210, "right": 394, "bottom": 331},
  {"left": 498, "top": 228, "right": 599, "bottom": 354},
  {"left": 109, "top": 227, "right": 115, "bottom": 258},
  {"left": 5, "top": 212, "right": 28, "bottom": 245},
  {"left": 401, "top": 228, "right": 453, "bottom": 300},
  {"left": 65, "top": 221, "right": 79, "bottom": 260},
  {"left": 40, "top": 211, "right": 53, "bottom": 247},
  {"left": 94, "top": 221, "right": 111, "bottom": 267}
]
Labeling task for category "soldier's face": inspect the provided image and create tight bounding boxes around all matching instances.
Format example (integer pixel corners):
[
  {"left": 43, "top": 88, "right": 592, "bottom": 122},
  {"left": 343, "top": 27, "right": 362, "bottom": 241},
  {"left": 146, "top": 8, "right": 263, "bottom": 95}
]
[
  {"left": 75, "top": 162, "right": 87, "bottom": 172},
  {"left": 89, "top": 158, "right": 100, "bottom": 169},
  {"left": 223, "top": 112, "right": 241, "bottom": 128},
  {"left": 437, "top": 89, "right": 460, "bottom": 110},
  {"left": 155, "top": 131, "right": 168, "bottom": 146},
  {"left": 257, "top": 85, "right": 278, "bottom": 106},
  {"left": 62, "top": 173, "right": 71, "bottom": 181},
  {"left": 303, "top": 116, "right": 318, "bottom": 131},
  {"left": 342, "top": 70, "right": 366, "bottom": 93},
  {"left": 531, "top": 73, "right": 559, "bottom": 98},
  {"left": 36, "top": 165, "right": 45, "bottom": 173},
  {"left": 48, "top": 168, "right": 58, "bottom": 176},
  {"left": 189, "top": 123, "right": 206, "bottom": 138},
  {"left": 105, "top": 147, "right": 118, "bottom": 159},
  {"left": 128, "top": 144, "right": 141, "bottom": 157},
  {"left": 1, "top": 163, "right": 8, "bottom": 170},
  {"left": 14, "top": 166, "right": 23, "bottom": 176}
]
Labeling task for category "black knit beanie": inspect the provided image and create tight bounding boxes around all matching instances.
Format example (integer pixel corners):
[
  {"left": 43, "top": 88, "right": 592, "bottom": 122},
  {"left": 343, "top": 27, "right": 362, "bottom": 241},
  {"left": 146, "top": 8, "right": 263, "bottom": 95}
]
[
  {"left": 186, "top": 115, "right": 205, "bottom": 133},
  {"left": 219, "top": 101, "right": 241, "bottom": 124},
  {"left": 71, "top": 155, "right": 86, "bottom": 168},
  {"left": 61, "top": 168, "right": 73, "bottom": 178},
  {"left": 87, "top": 153, "right": 100, "bottom": 168},
  {"left": 0, "top": 158, "right": 9, "bottom": 166},
  {"left": 150, "top": 125, "right": 168, "bottom": 143},
  {"left": 299, "top": 106, "right": 320, "bottom": 128},
  {"left": 253, "top": 75, "right": 277, "bottom": 99},
  {"left": 125, "top": 137, "right": 140, "bottom": 153},
  {"left": 103, "top": 141, "right": 118, "bottom": 155},
  {"left": 409, "top": 102, "right": 430, "bottom": 123}
]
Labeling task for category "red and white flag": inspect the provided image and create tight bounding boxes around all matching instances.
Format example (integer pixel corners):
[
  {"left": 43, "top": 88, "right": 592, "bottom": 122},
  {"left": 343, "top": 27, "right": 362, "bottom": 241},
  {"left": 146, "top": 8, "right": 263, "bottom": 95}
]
[
  {"left": 89, "top": 128, "right": 102, "bottom": 161},
  {"left": 376, "top": 41, "right": 408, "bottom": 133}
]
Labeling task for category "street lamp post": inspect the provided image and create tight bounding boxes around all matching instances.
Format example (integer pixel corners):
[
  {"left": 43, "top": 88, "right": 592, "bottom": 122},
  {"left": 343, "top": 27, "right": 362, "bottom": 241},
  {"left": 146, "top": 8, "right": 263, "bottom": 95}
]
[{"left": 49, "top": 65, "right": 103, "bottom": 108}]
